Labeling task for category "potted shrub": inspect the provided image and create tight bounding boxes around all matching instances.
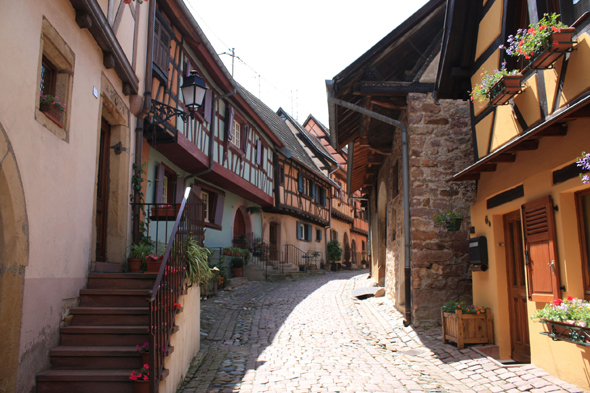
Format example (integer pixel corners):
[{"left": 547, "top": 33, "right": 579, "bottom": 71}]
[
  {"left": 136, "top": 342, "right": 149, "bottom": 366},
  {"left": 429, "top": 209, "right": 465, "bottom": 232},
  {"left": 39, "top": 93, "right": 66, "bottom": 127},
  {"left": 441, "top": 300, "right": 493, "bottom": 349},
  {"left": 470, "top": 62, "right": 522, "bottom": 106},
  {"left": 230, "top": 257, "right": 244, "bottom": 277},
  {"left": 501, "top": 13, "right": 575, "bottom": 70},
  {"left": 327, "top": 240, "right": 343, "bottom": 272},
  {"left": 532, "top": 296, "right": 590, "bottom": 345},
  {"left": 129, "top": 364, "right": 149, "bottom": 393},
  {"left": 127, "top": 243, "right": 153, "bottom": 273},
  {"left": 145, "top": 253, "right": 164, "bottom": 273},
  {"left": 186, "top": 238, "right": 214, "bottom": 287}
]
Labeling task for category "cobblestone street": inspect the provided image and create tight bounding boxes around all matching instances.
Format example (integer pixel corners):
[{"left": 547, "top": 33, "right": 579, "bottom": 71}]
[{"left": 178, "top": 272, "right": 586, "bottom": 393}]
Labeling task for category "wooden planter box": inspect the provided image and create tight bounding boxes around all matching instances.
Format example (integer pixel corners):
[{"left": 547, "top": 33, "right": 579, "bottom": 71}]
[
  {"left": 40, "top": 103, "right": 64, "bottom": 128},
  {"left": 540, "top": 319, "right": 590, "bottom": 346},
  {"left": 442, "top": 309, "right": 493, "bottom": 349},
  {"left": 529, "top": 28, "right": 576, "bottom": 69},
  {"left": 150, "top": 206, "right": 179, "bottom": 221},
  {"left": 488, "top": 74, "right": 523, "bottom": 106}
]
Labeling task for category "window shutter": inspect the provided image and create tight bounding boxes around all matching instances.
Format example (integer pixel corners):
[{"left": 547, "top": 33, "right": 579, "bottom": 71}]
[
  {"left": 522, "top": 195, "right": 561, "bottom": 302},
  {"left": 153, "top": 17, "right": 171, "bottom": 74},
  {"left": 225, "top": 107, "right": 235, "bottom": 143},
  {"left": 203, "top": 90, "right": 213, "bottom": 124},
  {"left": 155, "top": 164, "right": 165, "bottom": 203},
  {"left": 175, "top": 177, "right": 185, "bottom": 203},
  {"left": 311, "top": 182, "right": 318, "bottom": 202},
  {"left": 298, "top": 173, "right": 303, "bottom": 193},
  {"left": 242, "top": 125, "right": 250, "bottom": 152},
  {"left": 256, "top": 140, "right": 262, "bottom": 165},
  {"left": 306, "top": 225, "right": 312, "bottom": 241},
  {"left": 296, "top": 222, "right": 302, "bottom": 240},
  {"left": 191, "top": 184, "right": 202, "bottom": 198},
  {"left": 320, "top": 188, "right": 326, "bottom": 206},
  {"left": 213, "top": 193, "right": 225, "bottom": 226}
]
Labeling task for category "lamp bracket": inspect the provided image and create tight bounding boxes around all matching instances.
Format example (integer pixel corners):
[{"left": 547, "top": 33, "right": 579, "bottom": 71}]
[{"left": 149, "top": 99, "right": 191, "bottom": 127}]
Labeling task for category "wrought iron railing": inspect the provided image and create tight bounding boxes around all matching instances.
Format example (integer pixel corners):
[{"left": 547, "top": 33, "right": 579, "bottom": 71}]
[{"left": 145, "top": 189, "right": 204, "bottom": 393}]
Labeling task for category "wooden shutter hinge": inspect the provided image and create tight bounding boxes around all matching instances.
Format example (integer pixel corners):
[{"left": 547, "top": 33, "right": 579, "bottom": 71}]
[
  {"left": 553, "top": 205, "right": 559, "bottom": 211},
  {"left": 524, "top": 249, "right": 530, "bottom": 265},
  {"left": 560, "top": 285, "right": 566, "bottom": 292}
]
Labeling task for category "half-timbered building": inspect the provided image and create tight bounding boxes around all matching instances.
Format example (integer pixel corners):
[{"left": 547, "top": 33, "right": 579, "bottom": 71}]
[
  {"left": 326, "top": 0, "right": 475, "bottom": 327},
  {"left": 141, "top": 0, "right": 283, "bottom": 250},
  {"left": 439, "top": 0, "right": 590, "bottom": 387}
]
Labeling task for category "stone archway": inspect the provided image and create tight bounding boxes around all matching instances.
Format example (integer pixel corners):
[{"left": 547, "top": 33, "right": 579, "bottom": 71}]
[
  {"left": 351, "top": 239, "right": 357, "bottom": 264},
  {"left": 0, "top": 123, "right": 29, "bottom": 393}
]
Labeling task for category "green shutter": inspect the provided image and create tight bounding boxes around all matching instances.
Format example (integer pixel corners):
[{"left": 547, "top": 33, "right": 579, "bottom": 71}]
[
  {"left": 306, "top": 225, "right": 313, "bottom": 241},
  {"left": 296, "top": 222, "right": 302, "bottom": 240},
  {"left": 298, "top": 173, "right": 303, "bottom": 193}
]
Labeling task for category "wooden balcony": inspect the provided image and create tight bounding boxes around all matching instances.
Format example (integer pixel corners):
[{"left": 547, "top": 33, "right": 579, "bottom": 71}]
[
  {"left": 351, "top": 209, "right": 369, "bottom": 235},
  {"left": 331, "top": 198, "right": 354, "bottom": 223}
]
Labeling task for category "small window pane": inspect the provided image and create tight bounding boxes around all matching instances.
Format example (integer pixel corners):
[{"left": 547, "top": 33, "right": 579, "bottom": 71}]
[{"left": 201, "top": 191, "right": 209, "bottom": 222}]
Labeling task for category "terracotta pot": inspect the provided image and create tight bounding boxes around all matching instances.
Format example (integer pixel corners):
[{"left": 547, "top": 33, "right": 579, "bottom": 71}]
[
  {"left": 529, "top": 28, "right": 576, "bottom": 69},
  {"left": 133, "top": 380, "right": 149, "bottom": 393},
  {"left": 128, "top": 258, "right": 142, "bottom": 273},
  {"left": 40, "top": 103, "right": 64, "bottom": 128},
  {"left": 489, "top": 74, "right": 523, "bottom": 106},
  {"left": 146, "top": 256, "right": 163, "bottom": 273},
  {"left": 231, "top": 267, "right": 243, "bottom": 278}
]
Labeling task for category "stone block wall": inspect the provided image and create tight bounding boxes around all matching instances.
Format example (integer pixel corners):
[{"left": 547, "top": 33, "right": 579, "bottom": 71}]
[{"left": 405, "top": 93, "right": 476, "bottom": 327}]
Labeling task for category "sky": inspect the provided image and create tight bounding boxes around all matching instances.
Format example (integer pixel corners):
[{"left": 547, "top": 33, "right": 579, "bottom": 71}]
[{"left": 185, "top": 0, "right": 430, "bottom": 126}]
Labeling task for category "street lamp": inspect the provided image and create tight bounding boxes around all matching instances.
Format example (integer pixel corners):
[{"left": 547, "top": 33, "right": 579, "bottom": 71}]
[{"left": 150, "top": 70, "right": 208, "bottom": 126}]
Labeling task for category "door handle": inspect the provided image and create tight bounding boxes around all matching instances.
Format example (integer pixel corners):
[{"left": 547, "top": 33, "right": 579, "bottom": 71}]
[{"left": 548, "top": 260, "right": 556, "bottom": 275}]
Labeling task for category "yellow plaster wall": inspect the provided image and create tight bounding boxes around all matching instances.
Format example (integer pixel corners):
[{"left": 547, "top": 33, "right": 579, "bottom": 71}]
[
  {"left": 472, "top": 49, "right": 502, "bottom": 116},
  {"left": 475, "top": 112, "right": 494, "bottom": 159},
  {"left": 475, "top": 0, "right": 503, "bottom": 61},
  {"left": 261, "top": 213, "right": 326, "bottom": 261},
  {"left": 513, "top": 74, "right": 542, "bottom": 127},
  {"left": 470, "top": 119, "right": 590, "bottom": 389},
  {"left": 490, "top": 105, "right": 522, "bottom": 152},
  {"left": 542, "top": 63, "right": 562, "bottom": 116},
  {"left": 560, "top": 33, "right": 590, "bottom": 108}
]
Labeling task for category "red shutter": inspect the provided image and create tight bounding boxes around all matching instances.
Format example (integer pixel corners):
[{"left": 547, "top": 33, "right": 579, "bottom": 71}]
[
  {"left": 213, "top": 193, "right": 225, "bottom": 226},
  {"left": 522, "top": 195, "right": 562, "bottom": 302},
  {"left": 175, "top": 176, "right": 185, "bottom": 204},
  {"left": 203, "top": 90, "right": 213, "bottom": 124},
  {"left": 155, "top": 164, "right": 165, "bottom": 203},
  {"left": 225, "top": 106, "right": 235, "bottom": 143},
  {"left": 242, "top": 125, "right": 250, "bottom": 152}
]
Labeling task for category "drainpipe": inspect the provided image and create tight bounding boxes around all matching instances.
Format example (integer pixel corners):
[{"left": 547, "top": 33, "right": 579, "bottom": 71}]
[
  {"left": 327, "top": 96, "right": 413, "bottom": 327},
  {"left": 133, "top": 0, "right": 156, "bottom": 244}
]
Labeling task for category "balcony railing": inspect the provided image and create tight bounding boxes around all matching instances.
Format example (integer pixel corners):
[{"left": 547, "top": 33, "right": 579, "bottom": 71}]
[{"left": 331, "top": 197, "right": 354, "bottom": 222}]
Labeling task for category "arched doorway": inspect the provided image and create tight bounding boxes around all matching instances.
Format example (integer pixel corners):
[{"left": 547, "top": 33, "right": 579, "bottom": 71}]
[
  {"left": 0, "top": 125, "right": 29, "bottom": 393},
  {"left": 268, "top": 221, "right": 280, "bottom": 260},
  {"left": 233, "top": 208, "right": 246, "bottom": 239},
  {"left": 343, "top": 232, "right": 351, "bottom": 268},
  {"left": 351, "top": 239, "right": 357, "bottom": 264}
]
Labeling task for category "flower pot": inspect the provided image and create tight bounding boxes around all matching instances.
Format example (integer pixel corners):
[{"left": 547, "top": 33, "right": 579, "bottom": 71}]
[
  {"left": 133, "top": 381, "right": 149, "bottom": 393},
  {"left": 146, "top": 256, "right": 163, "bottom": 273},
  {"left": 231, "top": 267, "right": 243, "bottom": 278},
  {"left": 529, "top": 28, "right": 576, "bottom": 69},
  {"left": 150, "top": 206, "right": 179, "bottom": 221},
  {"left": 128, "top": 258, "right": 143, "bottom": 273},
  {"left": 442, "top": 309, "right": 493, "bottom": 349},
  {"left": 40, "top": 103, "right": 64, "bottom": 128},
  {"left": 446, "top": 218, "right": 463, "bottom": 232},
  {"left": 488, "top": 74, "right": 523, "bottom": 106}
]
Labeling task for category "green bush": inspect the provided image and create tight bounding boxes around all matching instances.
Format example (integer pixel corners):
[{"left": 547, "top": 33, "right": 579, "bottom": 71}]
[
  {"left": 327, "top": 240, "right": 342, "bottom": 264},
  {"left": 186, "top": 238, "right": 213, "bottom": 286}
]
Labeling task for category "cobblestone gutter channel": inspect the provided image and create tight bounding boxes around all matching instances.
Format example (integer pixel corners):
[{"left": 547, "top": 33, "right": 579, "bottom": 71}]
[{"left": 178, "top": 272, "right": 586, "bottom": 393}]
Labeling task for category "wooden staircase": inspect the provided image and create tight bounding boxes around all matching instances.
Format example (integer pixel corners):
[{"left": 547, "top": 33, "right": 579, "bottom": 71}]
[{"left": 36, "top": 273, "right": 172, "bottom": 393}]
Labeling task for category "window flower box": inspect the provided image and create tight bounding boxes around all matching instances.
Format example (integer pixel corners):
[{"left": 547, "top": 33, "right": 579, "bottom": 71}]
[
  {"left": 528, "top": 28, "right": 576, "bottom": 69},
  {"left": 488, "top": 74, "right": 523, "bottom": 106},
  {"left": 40, "top": 103, "right": 64, "bottom": 128},
  {"left": 442, "top": 308, "right": 494, "bottom": 349},
  {"left": 150, "top": 205, "right": 179, "bottom": 221},
  {"left": 539, "top": 319, "right": 590, "bottom": 346}
]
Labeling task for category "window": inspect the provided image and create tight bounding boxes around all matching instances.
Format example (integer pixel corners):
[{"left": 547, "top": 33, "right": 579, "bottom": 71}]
[
  {"left": 232, "top": 120, "right": 241, "bottom": 148},
  {"left": 297, "top": 173, "right": 315, "bottom": 198},
  {"left": 201, "top": 191, "right": 209, "bottom": 222},
  {"left": 331, "top": 230, "right": 338, "bottom": 241},
  {"left": 36, "top": 17, "right": 74, "bottom": 140},
  {"left": 316, "top": 229, "right": 322, "bottom": 242},
  {"left": 279, "top": 166, "right": 285, "bottom": 184},
  {"left": 296, "top": 222, "right": 312, "bottom": 242},
  {"left": 156, "top": 164, "right": 180, "bottom": 204},
  {"left": 576, "top": 189, "right": 590, "bottom": 298}
]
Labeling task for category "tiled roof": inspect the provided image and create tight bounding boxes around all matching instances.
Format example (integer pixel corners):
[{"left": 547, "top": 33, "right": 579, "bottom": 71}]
[
  {"left": 278, "top": 110, "right": 336, "bottom": 165},
  {"left": 236, "top": 84, "right": 329, "bottom": 182}
]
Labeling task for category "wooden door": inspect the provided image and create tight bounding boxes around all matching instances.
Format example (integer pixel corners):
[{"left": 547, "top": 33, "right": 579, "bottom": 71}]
[
  {"left": 233, "top": 209, "right": 246, "bottom": 239},
  {"left": 269, "top": 222, "right": 278, "bottom": 260},
  {"left": 95, "top": 118, "right": 110, "bottom": 262},
  {"left": 503, "top": 211, "right": 530, "bottom": 363}
]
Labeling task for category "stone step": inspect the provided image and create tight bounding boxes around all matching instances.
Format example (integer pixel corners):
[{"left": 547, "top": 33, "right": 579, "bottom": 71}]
[
  {"left": 79, "top": 289, "right": 150, "bottom": 307},
  {"left": 87, "top": 273, "right": 157, "bottom": 290},
  {"left": 60, "top": 326, "right": 149, "bottom": 346},
  {"left": 49, "top": 345, "right": 174, "bottom": 370},
  {"left": 70, "top": 307, "right": 149, "bottom": 326}
]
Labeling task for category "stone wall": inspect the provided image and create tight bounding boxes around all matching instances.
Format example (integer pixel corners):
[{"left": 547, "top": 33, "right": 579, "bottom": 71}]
[{"left": 406, "top": 93, "right": 475, "bottom": 327}]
